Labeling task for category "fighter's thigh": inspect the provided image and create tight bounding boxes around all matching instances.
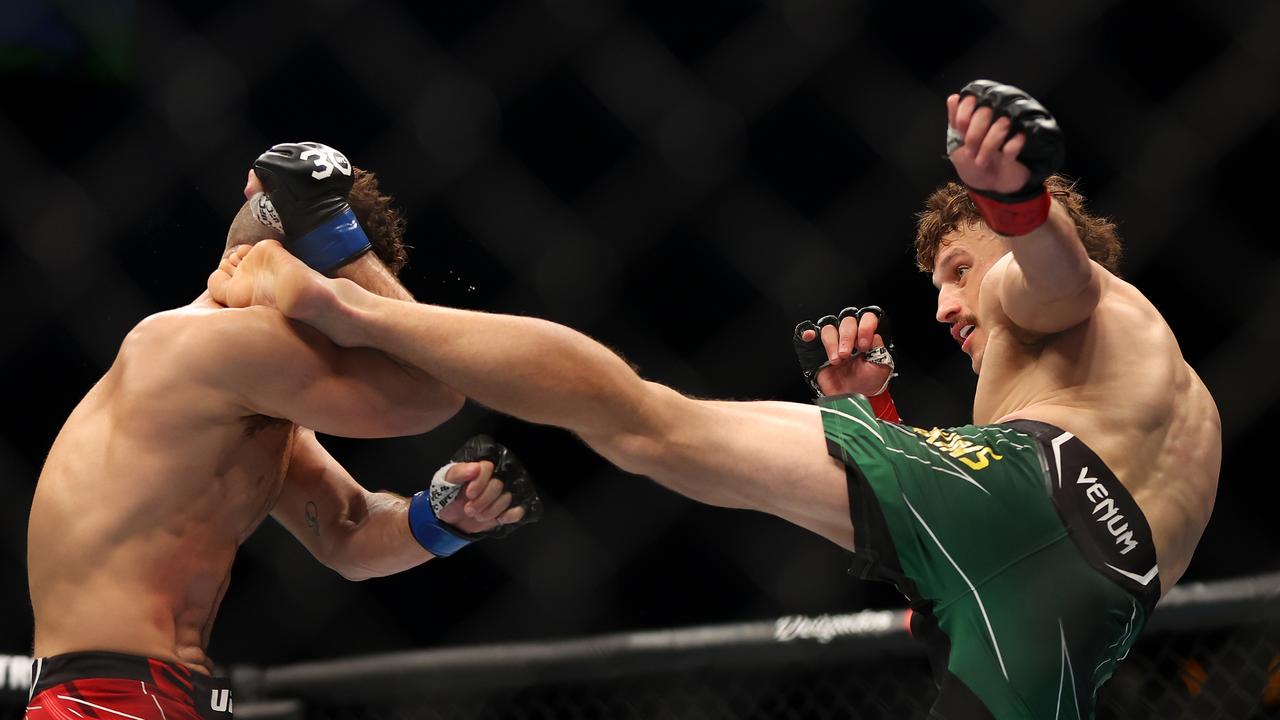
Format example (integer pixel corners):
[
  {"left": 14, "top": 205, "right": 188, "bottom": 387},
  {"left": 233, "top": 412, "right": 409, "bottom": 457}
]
[{"left": 941, "top": 541, "right": 1131, "bottom": 720}]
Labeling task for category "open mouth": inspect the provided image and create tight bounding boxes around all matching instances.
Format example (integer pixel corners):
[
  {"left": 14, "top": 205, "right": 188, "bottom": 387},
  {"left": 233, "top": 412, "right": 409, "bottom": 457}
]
[{"left": 959, "top": 324, "right": 975, "bottom": 341}]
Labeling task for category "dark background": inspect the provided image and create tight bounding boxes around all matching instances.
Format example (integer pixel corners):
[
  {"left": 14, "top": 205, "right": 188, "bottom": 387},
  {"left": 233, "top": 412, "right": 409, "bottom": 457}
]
[{"left": 1, "top": 0, "right": 1277, "bottom": 667}]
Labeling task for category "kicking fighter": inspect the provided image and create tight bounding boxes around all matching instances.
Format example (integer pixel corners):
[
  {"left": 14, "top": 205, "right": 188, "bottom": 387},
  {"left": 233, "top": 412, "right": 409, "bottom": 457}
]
[
  {"left": 211, "top": 84, "right": 1220, "bottom": 718},
  {"left": 26, "top": 143, "right": 540, "bottom": 720}
]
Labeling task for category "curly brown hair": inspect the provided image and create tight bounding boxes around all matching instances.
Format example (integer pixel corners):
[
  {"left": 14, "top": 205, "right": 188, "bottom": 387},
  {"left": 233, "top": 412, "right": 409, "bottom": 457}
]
[
  {"left": 226, "top": 166, "right": 409, "bottom": 275},
  {"left": 348, "top": 167, "right": 409, "bottom": 275},
  {"left": 914, "top": 175, "right": 1123, "bottom": 275}
]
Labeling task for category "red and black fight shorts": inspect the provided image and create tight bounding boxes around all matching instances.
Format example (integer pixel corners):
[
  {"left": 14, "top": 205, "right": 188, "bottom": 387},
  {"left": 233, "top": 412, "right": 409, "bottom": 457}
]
[{"left": 25, "top": 652, "right": 233, "bottom": 720}]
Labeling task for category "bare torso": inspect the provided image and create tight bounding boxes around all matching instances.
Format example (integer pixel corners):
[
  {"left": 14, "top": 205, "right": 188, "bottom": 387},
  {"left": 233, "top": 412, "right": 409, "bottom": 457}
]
[
  {"left": 27, "top": 299, "right": 294, "bottom": 674},
  {"left": 974, "top": 260, "right": 1221, "bottom": 593}
]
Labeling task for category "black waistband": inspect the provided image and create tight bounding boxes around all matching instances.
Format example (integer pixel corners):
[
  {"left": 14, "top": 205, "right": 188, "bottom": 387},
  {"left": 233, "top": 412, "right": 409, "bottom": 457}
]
[
  {"left": 31, "top": 651, "right": 232, "bottom": 717},
  {"left": 1004, "top": 420, "right": 1162, "bottom": 615}
]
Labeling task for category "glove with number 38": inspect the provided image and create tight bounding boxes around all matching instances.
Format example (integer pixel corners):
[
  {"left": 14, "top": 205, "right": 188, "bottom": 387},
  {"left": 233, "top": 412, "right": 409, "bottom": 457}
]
[{"left": 249, "top": 141, "right": 372, "bottom": 273}]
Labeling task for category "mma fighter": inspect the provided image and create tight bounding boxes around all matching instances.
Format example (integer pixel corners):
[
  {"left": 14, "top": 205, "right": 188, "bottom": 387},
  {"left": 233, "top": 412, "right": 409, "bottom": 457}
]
[{"left": 26, "top": 143, "right": 541, "bottom": 720}]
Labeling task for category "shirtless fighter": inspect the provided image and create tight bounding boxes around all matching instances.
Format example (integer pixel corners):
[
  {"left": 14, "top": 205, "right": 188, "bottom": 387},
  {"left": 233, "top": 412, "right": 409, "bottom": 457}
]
[
  {"left": 209, "top": 84, "right": 1220, "bottom": 718},
  {"left": 26, "top": 143, "right": 540, "bottom": 720}
]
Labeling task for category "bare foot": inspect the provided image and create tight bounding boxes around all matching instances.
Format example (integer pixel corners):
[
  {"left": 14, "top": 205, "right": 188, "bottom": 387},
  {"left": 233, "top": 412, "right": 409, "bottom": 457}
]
[
  {"left": 208, "top": 240, "right": 335, "bottom": 323},
  {"left": 207, "top": 245, "right": 251, "bottom": 304}
]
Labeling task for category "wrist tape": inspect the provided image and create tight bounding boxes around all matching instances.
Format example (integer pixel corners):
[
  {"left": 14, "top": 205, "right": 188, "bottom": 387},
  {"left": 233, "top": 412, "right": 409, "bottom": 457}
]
[
  {"left": 407, "top": 463, "right": 473, "bottom": 558},
  {"left": 968, "top": 187, "right": 1051, "bottom": 237},
  {"left": 288, "top": 207, "right": 372, "bottom": 274}
]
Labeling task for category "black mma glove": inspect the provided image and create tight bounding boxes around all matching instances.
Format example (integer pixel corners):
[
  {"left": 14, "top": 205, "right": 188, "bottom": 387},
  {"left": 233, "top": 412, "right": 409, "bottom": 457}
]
[
  {"left": 407, "top": 435, "right": 543, "bottom": 557},
  {"left": 792, "top": 306, "right": 896, "bottom": 397},
  {"left": 948, "top": 80, "right": 1065, "bottom": 236},
  {"left": 250, "top": 142, "right": 372, "bottom": 273}
]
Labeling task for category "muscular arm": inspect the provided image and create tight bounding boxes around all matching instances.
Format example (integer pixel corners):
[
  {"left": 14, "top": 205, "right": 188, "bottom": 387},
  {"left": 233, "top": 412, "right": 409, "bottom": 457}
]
[
  {"left": 946, "top": 89, "right": 1102, "bottom": 336},
  {"left": 318, "top": 234, "right": 478, "bottom": 410},
  {"left": 166, "top": 306, "right": 462, "bottom": 437},
  {"left": 235, "top": 164, "right": 466, "bottom": 419},
  {"left": 273, "top": 429, "right": 431, "bottom": 580},
  {"left": 996, "top": 200, "right": 1104, "bottom": 336}
]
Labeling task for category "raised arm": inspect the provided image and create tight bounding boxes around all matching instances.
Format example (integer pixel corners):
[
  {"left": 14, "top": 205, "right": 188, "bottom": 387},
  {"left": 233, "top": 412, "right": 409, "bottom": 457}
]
[
  {"left": 946, "top": 81, "right": 1103, "bottom": 336},
  {"left": 994, "top": 206, "right": 1102, "bottom": 335},
  {"left": 158, "top": 305, "right": 461, "bottom": 438},
  {"left": 196, "top": 148, "right": 464, "bottom": 432},
  {"left": 242, "top": 161, "right": 417, "bottom": 305}
]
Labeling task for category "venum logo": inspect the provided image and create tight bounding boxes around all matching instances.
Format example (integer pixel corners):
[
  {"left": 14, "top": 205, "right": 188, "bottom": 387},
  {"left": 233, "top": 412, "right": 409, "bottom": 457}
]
[
  {"left": 210, "top": 689, "right": 233, "bottom": 714},
  {"left": 1076, "top": 467, "right": 1138, "bottom": 555}
]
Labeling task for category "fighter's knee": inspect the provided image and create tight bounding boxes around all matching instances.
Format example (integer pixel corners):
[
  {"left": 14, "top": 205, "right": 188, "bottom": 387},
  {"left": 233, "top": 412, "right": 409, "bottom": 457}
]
[{"left": 580, "top": 427, "right": 668, "bottom": 477}]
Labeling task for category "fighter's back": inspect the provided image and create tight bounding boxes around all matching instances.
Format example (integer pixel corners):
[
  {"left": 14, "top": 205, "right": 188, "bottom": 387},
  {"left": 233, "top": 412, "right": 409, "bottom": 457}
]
[
  {"left": 28, "top": 300, "right": 296, "bottom": 672},
  {"left": 976, "top": 261, "right": 1222, "bottom": 591}
]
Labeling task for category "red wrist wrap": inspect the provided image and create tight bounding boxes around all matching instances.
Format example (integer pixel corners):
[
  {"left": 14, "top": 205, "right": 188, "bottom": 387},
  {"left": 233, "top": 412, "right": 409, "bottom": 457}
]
[
  {"left": 967, "top": 187, "right": 1051, "bottom": 236},
  {"left": 869, "top": 391, "right": 900, "bottom": 423}
]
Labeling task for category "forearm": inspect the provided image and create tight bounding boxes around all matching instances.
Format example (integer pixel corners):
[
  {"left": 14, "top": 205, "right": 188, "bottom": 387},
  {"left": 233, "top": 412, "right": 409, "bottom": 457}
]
[
  {"left": 1008, "top": 199, "right": 1096, "bottom": 300},
  {"left": 328, "top": 491, "right": 432, "bottom": 581},
  {"left": 329, "top": 283, "right": 659, "bottom": 438}
]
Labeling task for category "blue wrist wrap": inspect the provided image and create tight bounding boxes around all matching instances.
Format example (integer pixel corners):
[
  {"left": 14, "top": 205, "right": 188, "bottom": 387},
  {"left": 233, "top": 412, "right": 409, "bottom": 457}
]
[
  {"left": 407, "top": 490, "right": 472, "bottom": 558},
  {"left": 287, "top": 208, "right": 372, "bottom": 274}
]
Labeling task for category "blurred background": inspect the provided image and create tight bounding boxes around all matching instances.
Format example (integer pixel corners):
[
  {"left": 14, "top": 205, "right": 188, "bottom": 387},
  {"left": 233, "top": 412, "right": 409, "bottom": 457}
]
[{"left": 1, "top": 0, "right": 1278, "bottom": 678}]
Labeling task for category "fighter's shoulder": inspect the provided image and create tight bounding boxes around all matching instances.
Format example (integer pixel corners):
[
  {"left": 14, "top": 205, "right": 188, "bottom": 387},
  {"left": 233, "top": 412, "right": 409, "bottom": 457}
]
[
  {"left": 1090, "top": 270, "right": 1166, "bottom": 331},
  {"left": 981, "top": 254, "right": 1115, "bottom": 336},
  {"left": 122, "top": 304, "right": 329, "bottom": 377},
  {"left": 124, "top": 304, "right": 280, "bottom": 350}
]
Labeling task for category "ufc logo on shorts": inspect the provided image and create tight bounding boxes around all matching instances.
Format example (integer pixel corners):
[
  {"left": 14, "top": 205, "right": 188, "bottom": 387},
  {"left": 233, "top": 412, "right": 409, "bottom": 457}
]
[
  {"left": 300, "top": 145, "right": 352, "bottom": 180},
  {"left": 210, "top": 688, "right": 233, "bottom": 714}
]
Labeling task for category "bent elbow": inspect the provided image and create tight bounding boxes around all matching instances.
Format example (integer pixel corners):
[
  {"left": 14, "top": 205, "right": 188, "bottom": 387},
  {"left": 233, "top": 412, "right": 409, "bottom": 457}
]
[
  {"left": 432, "top": 386, "right": 467, "bottom": 423},
  {"left": 1052, "top": 273, "right": 1103, "bottom": 328},
  {"left": 400, "top": 388, "right": 465, "bottom": 435},
  {"left": 1008, "top": 266, "right": 1103, "bottom": 335},
  {"left": 327, "top": 546, "right": 380, "bottom": 582},
  {"left": 370, "top": 386, "right": 465, "bottom": 437}
]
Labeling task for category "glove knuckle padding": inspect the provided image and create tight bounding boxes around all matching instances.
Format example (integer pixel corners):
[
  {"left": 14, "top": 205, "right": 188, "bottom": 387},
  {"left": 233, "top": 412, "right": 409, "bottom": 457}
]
[
  {"left": 792, "top": 320, "right": 828, "bottom": 381},
  {"left": 859, "top": 307, "right": 893, "bottom": 348},
  {"left": 959, "top": 80, "right": 1064, "bottom": 198},
  {"left": 251, "top": 141, "right": 371, "bottom": 272},
  {"left": 253, "top": 142, "right": 355, "bottom": 237},
  {"left": 793, "top": 306, "right": 897, "bottom": 395},
  {"left": 451, "top": 435, "right": 543, "bottom": 538}
]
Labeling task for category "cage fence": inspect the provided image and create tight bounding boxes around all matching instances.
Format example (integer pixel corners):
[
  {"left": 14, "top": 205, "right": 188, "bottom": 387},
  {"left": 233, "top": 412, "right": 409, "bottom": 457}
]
[
  {"left": 212, "top": 572, "right": 1280, "bottom": 720},
  {"left": 1, "top": 575, "right": 1275, "bottom": 719}
]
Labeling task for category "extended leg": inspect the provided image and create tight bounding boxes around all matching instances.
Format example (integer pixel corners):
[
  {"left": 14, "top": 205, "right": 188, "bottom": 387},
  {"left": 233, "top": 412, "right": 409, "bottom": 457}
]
[{"left": 211, "top": 240, "right": 854, "bottom": 547}]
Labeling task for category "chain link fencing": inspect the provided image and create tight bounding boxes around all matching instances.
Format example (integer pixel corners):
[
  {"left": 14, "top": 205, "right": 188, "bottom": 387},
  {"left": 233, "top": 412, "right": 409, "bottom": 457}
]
[{"left": 201, "top": 574, "right": 1279, "bottom": 720}]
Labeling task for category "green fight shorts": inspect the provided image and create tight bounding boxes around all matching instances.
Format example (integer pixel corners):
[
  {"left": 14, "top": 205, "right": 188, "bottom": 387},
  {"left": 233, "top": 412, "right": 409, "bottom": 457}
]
[{"left": 820, "top": 394, "right": 1161, "bottom": 720}]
